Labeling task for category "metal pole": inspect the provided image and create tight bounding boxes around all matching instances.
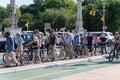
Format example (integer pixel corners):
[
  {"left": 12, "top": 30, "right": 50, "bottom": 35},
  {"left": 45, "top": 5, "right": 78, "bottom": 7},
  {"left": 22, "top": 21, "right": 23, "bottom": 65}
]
[{"left": 103, "top": 0, "right": 106, "bottom": 33}]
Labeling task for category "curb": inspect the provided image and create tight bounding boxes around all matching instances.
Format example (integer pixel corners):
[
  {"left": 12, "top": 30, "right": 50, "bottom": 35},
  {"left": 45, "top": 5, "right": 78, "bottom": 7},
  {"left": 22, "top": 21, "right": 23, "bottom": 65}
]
[{"left": 0, "top": 55, "right": 106, "bottom": 75}]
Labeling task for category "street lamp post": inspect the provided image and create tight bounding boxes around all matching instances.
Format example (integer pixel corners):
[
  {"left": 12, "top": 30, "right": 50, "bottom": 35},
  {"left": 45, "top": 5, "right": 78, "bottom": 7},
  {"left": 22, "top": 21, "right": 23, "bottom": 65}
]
[
  {"left": 90, "top": 0, "right": 106, "bottom": 33},
  {"left": 102, "top": 0, "right": 106, "bottom": 33}
]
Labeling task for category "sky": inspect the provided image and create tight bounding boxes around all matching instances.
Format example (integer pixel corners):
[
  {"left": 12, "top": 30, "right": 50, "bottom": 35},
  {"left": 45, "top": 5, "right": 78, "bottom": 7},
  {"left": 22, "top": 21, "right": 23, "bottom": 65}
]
[
  {"left": 0, "top": 0, "right": 34, "bottom": 7},
  {"left": 0, "top": 0, "right": 78, "bottom": 7}
]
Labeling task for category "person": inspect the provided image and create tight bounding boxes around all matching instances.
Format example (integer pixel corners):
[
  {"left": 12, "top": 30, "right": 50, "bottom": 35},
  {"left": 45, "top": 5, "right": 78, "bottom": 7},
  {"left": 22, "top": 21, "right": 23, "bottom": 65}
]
[
  {"left": 33, "top": 29, "right": 41, "bottom": 48},
  {"left": 4, "top": 32, "right": 20, "bottom": 67},
  {"left": 46, "top": 30, "right": 57, "bottom": 61},
  {"left": 47, "top": 30, "right": 57, "bottom": 51},
  {"left": 14, "top": 33, "right": 24, "bottom": 64},
  {"left": 114, "top": 32, "right": 120, "bottom": 50},
  {"left": 28, "top": 36, "right": 41, "bottom": 64},
  {"left": 64, "top": 31, "right": 73, "bottom": 59},
  {"left": 87, "top": 32, "right": 93, "bottom": 51},
  {"left": 40, "top": 33, "right": 45, "bottom": 49},
  {"left": 114, "top": 32, "right": 120, "bottom": 41},
  {"left": 40, "top": 33, "right": 45, "bottom": 58},
  {"left": 99, "top": 33, "right": 107, "bottom": 54},
  {"left": 73, "top": 30, "right": 81, "bottom": 58},
  {"left": 81, "top": 32, "right": 89, "bottom": 57},
  {"left": 44, "top": 29, "right": 50, "bottom": 53},
  {"left": 92, "top": 34, "right": 98, "bottom": 56},
  {"left": 59, "top": 32, "right": 66, "bottom": 57}
]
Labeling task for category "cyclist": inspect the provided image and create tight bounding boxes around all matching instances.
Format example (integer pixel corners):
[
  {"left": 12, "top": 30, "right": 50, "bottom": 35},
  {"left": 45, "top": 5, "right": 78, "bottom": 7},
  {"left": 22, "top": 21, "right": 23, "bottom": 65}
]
[
  {"left": 87, "top": 32, "right": 93, "bottom": 52},
  {"left": 4, "top": 32, "right": 20, "bottom": 67},
  {"left": 64, "top": 30, "right": 73, "bottom": 59},
  {"left": 14, "top": 33, "right": 24, "bottom": 64},
  {"left": 81, "top": 32, "right": 88, "bottom": 57},
  {"left": 114, "top": 32, "right": 120, "bottom": 50},
  {"left": 59, "top": 32, "right": 66, "bottom": 59},
  {"left": 92, "top": 34, "right": 98, "bottom": 56},
  {"left": 33, "top": 29, "right": 41, "bottom": 48},
  {"left": 27, "top": 36, "right": 41, "bottom": 64},
  {"left": 73, "top": 30, "right": 81, "bottom": 58},
  {"left": 99, "top": 33, "right": 107, "bottom": 55},
  {"left": 47, "top": 30, "right": 57, "bottom": 61}
]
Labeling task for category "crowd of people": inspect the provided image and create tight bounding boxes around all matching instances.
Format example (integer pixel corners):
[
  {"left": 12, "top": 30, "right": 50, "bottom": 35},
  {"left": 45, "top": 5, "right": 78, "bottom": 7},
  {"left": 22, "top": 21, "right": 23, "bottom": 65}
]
[{"left": 4, "top": 29, "right": 118, "bottom": 67}]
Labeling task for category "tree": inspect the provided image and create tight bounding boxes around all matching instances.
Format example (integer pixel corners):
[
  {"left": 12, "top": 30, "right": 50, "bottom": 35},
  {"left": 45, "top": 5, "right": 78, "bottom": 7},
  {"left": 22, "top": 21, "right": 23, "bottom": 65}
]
[
  {"left": 106, "top": 0, "right": 120, "bottom": 32},
  {"left": 1, "top": 18, "right": 9, "bottom": 28},
  {"left": 0, "top": 6, "right": 9, "bottom": 25},
  {"left": 18, "top": 13, "right": 34, "bottom": 30}
]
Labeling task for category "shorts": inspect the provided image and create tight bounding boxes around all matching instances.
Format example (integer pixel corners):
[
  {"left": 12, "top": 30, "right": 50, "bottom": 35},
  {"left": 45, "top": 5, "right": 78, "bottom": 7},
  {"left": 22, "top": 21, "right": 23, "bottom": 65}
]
[
  {"left": 33, "top": 49, "right": 39, "bottom": 53},
  {"left": 17, "top": 46, "right": 23, "bottom": 52}
]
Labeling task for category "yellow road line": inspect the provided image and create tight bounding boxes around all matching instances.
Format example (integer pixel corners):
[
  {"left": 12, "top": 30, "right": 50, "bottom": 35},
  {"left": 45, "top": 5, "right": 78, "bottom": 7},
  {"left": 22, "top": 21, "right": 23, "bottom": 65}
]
[{"left": 22, "top": 64, "right": 110, "bottom": 80}]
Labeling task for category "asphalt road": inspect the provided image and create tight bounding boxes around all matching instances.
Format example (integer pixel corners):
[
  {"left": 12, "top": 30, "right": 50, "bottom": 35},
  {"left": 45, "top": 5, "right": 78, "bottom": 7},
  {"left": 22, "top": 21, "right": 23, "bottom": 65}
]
[{"left": 0, "top": 58, "right": 119, "bottom": 80}]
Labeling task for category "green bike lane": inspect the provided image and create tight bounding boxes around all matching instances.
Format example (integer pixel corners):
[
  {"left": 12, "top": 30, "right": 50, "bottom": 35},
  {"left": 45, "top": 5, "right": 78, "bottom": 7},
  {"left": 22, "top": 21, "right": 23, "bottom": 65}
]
[{"left": 0, "top": 59, "right": 119, "bottom": 80}]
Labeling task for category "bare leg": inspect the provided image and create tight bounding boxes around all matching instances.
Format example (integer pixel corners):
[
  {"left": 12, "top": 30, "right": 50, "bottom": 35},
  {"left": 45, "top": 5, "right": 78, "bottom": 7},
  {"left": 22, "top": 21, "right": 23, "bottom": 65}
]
[
  {"left": 36, "top": 53, "right": 41, "bottom": 63},
  {"left": 32, "top": 53, "right": 35, "bottom": 64}
]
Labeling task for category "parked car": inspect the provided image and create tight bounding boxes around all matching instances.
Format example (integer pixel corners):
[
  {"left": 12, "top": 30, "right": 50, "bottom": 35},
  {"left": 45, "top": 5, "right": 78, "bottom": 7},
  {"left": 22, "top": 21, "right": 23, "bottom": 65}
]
[
  {"left": 0, "top": 39, "right": 6, "bottom": 52},
  {"left": 22, "top": 31, "right": 43, "bottom": 44},
  {"left": 90, "top": 31, "right": 114, "bottom": 41}
]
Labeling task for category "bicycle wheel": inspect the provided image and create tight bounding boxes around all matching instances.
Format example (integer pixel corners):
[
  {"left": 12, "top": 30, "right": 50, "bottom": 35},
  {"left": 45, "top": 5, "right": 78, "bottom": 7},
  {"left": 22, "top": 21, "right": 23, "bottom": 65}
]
[
  {"left": 2, "top": 53, "right": 6, "bottom": 64},
  {"left": 109, "top": 50, "right": 115, "bottom": 62},
  {"left": 22, "top": 51, "right": 31, "bottom": 64},
  {"left": 73, "top": 47, "right": 78, "bottom": 58},
  {"left": 47, "top": 50, "right": 55, "bottom": 62},
  {"left": 59, "top": 50, "right": 66, "bottom": 60},
  {"left": 2, "top": 53, "right": 13, "bottom": 64},
  {"left": 116, "top": 51, "right": 120, "bottom": 60}
]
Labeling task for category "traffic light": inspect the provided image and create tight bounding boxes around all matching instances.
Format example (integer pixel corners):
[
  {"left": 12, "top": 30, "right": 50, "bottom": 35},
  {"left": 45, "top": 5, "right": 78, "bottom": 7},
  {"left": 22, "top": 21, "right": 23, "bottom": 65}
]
[
  {"left": 101, "top": 16, "right": 104, "bottom": 22},
  {"left": 89, "top": 10, "right": 96, "bottom": 16},
  {"left": 89, "top": 10, "right": 93, "bottom": 16},
  {"left": 92, "top": 10, "right": 96, "bottom": 16}
]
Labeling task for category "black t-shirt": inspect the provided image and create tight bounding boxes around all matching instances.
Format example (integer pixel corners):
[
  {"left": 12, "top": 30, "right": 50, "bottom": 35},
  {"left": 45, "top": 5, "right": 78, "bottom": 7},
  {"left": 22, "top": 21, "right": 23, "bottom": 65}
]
[
  {"left": 49, "top": 35, "right": 56, "bottom": 45},
  {"left": 87, "top": 36, "right": 93, "bottom": 45},
  {"left": 100, "top": 37, "right": 106, "bottom": 43}
]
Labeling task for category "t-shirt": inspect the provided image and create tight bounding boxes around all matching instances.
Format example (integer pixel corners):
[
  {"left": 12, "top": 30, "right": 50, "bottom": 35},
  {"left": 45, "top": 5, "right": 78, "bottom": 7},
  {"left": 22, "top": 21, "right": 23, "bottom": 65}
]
[
  {"left": 6, "top": 37, "right": 14, "bottom": 53},
  {"left": 100, "top": 37, "right": 106, "bottom": 43},
  {"left": 33, "top": 33, "right": 41, "bottom": 46},
  {"left": 64, "top": 34, "right": 72, "bottom": 46},
  {"left": 49, "top": 35, "right": 56, "bottom": 45},
  {"left": 14, "top": 37, "right": 23, "bottom": 46},
  {"left": 87, "top": 36, "right": 93, "bottom": 45},
  {"left": 73, "top": 35, "right": 80, "bottom": 46}
]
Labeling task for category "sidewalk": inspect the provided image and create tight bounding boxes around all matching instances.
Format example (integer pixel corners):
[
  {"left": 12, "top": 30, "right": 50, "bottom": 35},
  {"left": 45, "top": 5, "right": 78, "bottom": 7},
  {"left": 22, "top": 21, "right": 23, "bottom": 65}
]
[
  {"left": 0, "top": 55, "right": 105, "bottom": 75},
  {"left": 54, "top": 63, "right": 120, "bottom": 80}
]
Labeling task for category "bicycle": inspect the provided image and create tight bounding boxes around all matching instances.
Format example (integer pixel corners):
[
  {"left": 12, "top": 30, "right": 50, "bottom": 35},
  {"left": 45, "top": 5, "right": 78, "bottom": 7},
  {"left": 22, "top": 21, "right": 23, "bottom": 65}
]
[
  {"left": 2, "top": 45, "right": 32, "bottom": 65},
  {"left": 81, "top": 44, "right": 89, "bottom": 57},
  {"left": 109, "top": 46, "right": 120, "bottom": 62},
  {"left": 73, "top": 46, "right": 80, "bottom": 58},
  {"left": 58, "top": 45, "right": 66, "bottom": 60},
  {"left": 47, "top": 44, "right": 58, "bottom": 62}
]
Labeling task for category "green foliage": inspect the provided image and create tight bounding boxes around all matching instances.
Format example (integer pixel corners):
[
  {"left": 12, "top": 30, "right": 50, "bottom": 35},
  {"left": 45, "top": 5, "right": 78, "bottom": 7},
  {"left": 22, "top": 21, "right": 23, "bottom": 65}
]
[
  {"left": 0, "top": 6, "right": 9, "bottom": 25},
  {"left": 19, "top": 0, "right": 76, "bottom": 31},
  {"left": 1, "top": 18, "right": 9, "bottom": 27},
  {"left": 18, "top": 13, "right": 34, "bottom": 30},
  {"left": 1, "top": 0, "right": 120, "bottom": 33}
]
